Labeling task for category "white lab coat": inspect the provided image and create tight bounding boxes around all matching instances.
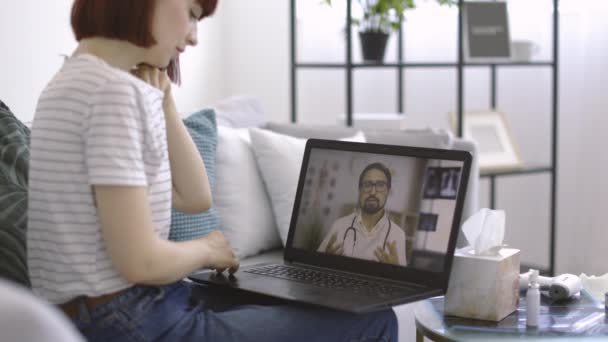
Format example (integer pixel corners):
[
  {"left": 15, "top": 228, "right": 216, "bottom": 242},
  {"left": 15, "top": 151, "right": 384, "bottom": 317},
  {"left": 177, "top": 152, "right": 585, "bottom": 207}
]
[{"left": 318, "top": 210, "right": 407, "bottom": 266}]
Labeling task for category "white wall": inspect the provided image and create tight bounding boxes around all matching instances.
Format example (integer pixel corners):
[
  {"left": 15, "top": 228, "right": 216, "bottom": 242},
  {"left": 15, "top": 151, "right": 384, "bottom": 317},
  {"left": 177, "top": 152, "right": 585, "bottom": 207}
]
[
  {"left": 0, "top": 0, "right": 224, "bottom": 121},
  {"left": 555, "top": 4, "right": 608, "bottom": 276},
  {"left": 219, "top": 0, "right": 290, "bottom": 122},
  {"left": 0, "top": 0, "right": 76, "bottom": 122},
  {"left": 172, "top": 2, "right": 226, "bottom": 117}
]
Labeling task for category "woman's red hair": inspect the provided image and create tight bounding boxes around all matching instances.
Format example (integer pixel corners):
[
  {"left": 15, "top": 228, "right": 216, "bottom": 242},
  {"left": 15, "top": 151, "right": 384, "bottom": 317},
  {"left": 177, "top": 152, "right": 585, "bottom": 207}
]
[{"left": 71, "top": 0, "right": 218, "bottom": 83}]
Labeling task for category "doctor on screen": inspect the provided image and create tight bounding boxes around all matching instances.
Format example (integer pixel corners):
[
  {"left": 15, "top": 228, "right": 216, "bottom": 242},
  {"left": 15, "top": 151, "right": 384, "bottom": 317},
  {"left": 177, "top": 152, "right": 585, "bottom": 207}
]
[{"left": 317, "top": 163, "right": 407, "bottom": 266}]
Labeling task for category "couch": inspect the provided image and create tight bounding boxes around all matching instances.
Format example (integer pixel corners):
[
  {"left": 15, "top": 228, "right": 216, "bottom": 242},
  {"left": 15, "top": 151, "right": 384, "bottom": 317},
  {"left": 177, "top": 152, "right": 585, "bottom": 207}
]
[{"left": 0, "top": 96, "right": 479, "bottom": 341}]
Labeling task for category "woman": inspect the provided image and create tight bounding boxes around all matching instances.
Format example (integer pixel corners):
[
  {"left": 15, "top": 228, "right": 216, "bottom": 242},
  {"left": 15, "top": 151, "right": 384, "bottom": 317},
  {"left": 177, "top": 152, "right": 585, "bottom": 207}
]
[{"left": 27, "top": 0, "right": 398, "bottom": 340}]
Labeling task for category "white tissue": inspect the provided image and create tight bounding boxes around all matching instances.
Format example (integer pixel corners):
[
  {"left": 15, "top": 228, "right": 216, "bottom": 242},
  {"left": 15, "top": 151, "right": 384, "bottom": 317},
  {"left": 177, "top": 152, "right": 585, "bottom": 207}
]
[
  {"left": 579, "top": 273, "right": 608, "bottom": 302},
  {"left": 462, "top": 208, "right": 505, "bottom": 256}
]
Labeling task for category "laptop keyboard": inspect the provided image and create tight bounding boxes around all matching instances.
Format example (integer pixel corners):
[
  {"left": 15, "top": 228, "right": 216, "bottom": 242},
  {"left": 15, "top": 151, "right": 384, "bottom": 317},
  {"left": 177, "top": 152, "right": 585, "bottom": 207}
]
[{"left": 245, "top": 264, "right": 413, "bottom": 298}]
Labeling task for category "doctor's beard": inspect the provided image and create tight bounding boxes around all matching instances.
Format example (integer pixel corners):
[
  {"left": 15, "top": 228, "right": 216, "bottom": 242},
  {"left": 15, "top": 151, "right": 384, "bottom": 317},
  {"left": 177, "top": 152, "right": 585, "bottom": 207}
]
[{"left": 361, "top": 196, "right": 383, "bottom": 215}]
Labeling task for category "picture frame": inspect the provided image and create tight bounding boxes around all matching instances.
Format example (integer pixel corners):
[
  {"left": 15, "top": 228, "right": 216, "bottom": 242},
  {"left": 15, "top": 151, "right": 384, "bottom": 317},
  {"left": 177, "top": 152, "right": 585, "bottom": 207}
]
[
  {"left": 439, "top": 167, "right": 461, "bottom": 199},
  {"left": 423, "top": 167, "right": 462, "bottom": 200},
  {"left": 422, "top": 167, "right": 442, "bottom": 199},
  {"left": 462, "top": 1, "right": 511, "bottom": 62},
  {"left": 450, "top": 110, "right": 523, "bottom": 173},
  {"left": 418, "top": 213, "right": 439, "bottom": 232}
]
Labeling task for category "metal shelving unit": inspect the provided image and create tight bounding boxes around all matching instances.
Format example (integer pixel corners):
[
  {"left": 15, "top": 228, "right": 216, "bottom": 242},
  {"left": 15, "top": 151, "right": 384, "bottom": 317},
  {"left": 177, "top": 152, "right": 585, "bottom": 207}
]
[{"left": 290, "top": 0, "right": 559, "bottom": 275}]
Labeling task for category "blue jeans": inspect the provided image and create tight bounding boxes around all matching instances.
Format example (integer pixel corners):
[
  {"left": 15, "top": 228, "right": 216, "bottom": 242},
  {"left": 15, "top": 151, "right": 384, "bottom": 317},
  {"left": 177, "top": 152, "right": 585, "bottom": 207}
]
[{"left": 71, "top": 281, "right": 398, "bottom": 342}]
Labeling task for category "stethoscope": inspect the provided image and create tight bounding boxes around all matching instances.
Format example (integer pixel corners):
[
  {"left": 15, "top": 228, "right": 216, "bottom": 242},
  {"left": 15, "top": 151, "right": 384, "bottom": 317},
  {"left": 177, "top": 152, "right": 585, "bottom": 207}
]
[{"left": 342, "top": 214, "right": 392, "bottom": 255}]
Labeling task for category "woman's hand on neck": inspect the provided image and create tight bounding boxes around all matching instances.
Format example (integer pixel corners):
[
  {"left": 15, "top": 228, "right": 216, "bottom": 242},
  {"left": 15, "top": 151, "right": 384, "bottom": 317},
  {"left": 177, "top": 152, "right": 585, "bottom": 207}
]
[{"left": 74, "top": 37, "right": 146, "bottom": 72}]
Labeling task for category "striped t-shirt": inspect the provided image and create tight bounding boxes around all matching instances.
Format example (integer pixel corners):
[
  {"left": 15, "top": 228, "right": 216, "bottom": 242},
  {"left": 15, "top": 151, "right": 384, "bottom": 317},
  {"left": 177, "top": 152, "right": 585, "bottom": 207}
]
[{"left": 27, "top": 54, "right": 172, "bottom": 304}]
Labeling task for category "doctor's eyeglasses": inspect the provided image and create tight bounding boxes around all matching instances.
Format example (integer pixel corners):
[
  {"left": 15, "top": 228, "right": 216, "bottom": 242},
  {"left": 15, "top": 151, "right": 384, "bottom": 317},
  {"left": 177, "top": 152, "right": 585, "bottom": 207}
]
[{"left": 360, "top": 181, "right": 388, "bottom": 193}]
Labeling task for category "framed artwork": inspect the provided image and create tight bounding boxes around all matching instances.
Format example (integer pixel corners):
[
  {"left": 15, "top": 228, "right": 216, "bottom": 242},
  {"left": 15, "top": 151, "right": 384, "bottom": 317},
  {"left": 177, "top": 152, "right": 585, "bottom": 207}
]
[
  {"left": 422, "top": 167, "right": 442, "bottom": 199},
  {"left": 423, "top": 167, "right": 462, "bottom": 200},
  {"left": 439, "top": 167, "right": 461, "bottom": 199},
  {"left": 418, "top": 213, "right": 439, "bottom": 232},
  {"left": 452, "top": 110, "right": 523, "bottom": 173},
  {"left": 462, "top": 1, "right": 511, "bottom": 62}
]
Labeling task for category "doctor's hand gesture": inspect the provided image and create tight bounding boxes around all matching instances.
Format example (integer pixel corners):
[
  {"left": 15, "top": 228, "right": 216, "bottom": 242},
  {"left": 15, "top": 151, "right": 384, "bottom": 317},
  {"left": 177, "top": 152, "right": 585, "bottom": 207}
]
[
  {"left": 325, "top": 233, "right": 344, "bottom": 256},
  {"left": 374, "top": 240, "right": 399, "bottom": 265}
]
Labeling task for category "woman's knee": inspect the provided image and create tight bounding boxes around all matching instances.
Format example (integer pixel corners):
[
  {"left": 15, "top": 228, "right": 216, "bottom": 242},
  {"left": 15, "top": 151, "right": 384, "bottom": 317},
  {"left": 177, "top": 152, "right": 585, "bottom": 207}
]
[
  {"left": 347, "top": 309, "right": 398, "bottom": 342},
  {"left": 370, "top": 309, "right": 398, "bottom": 342}
]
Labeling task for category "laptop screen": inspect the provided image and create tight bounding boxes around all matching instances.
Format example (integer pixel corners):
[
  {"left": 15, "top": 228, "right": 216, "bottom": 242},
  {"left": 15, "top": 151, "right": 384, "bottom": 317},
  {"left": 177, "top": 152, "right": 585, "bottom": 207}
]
[{"left": 289, "top": 144, "right": 468, "bottom": 275}]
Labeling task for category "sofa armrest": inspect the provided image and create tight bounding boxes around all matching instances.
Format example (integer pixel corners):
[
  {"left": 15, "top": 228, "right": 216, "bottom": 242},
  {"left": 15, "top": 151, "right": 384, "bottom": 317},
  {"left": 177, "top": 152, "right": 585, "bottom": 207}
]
[{"left": 0, "top": 280, "right": 84, "bottom": 341}]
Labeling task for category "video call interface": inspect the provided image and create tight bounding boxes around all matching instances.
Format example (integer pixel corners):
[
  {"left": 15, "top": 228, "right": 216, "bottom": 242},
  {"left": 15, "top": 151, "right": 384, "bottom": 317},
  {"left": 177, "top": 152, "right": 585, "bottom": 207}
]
[{"left": 292, "top": 148, "right": 464, "bottom": 273}]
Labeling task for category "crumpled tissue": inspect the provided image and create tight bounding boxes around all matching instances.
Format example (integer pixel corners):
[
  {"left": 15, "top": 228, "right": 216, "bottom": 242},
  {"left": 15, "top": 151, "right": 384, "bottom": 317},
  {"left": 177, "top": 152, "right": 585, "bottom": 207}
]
[
  {"left": 579, "top": 273, "right": 608, "bottom": 303},
  {"left": 461, "top": 208, "right": 506, "bottom": 256}
]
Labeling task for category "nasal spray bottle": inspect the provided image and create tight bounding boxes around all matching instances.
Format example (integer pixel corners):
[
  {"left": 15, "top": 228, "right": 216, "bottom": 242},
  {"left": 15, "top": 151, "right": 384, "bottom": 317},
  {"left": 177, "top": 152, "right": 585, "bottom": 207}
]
[{"left": 526, "top": 269, "right": 540, "bottom": 327}]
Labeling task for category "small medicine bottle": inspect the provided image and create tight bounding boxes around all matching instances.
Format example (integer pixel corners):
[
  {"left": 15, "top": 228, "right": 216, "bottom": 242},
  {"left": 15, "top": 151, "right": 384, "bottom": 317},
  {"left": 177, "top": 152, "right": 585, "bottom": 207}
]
[{"left": 526, "top": 269, "right": 540, "bottom": 327}]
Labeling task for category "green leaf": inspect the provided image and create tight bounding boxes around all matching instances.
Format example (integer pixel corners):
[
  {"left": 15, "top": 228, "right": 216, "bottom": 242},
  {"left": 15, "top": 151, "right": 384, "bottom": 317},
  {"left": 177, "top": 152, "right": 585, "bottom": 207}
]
[{"left": 325, "top": 0, "right": 454, "bottom": 32}]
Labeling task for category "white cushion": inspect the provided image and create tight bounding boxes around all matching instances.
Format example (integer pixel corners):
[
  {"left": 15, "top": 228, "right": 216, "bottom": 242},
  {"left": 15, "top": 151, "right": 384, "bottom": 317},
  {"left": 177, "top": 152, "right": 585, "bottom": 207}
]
[
  {"left": 214, "top": 126, "right": 281, "bottom": 258},
  {"left": 249, "top": 128, "right": 366, "bottom": 246}
]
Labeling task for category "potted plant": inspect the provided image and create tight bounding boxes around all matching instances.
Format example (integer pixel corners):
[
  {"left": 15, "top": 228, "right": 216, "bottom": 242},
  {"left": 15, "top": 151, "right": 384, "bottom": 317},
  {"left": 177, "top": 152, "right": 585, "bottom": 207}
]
[{"left": 324, "top": 0, "right": 456, "bottom": 63}]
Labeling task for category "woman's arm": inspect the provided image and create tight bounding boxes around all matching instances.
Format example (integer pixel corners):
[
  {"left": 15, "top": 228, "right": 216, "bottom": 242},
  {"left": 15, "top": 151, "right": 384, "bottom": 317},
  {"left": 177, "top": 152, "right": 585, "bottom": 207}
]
[
  {"left": 95, "top": 185, "right": 239, "bottom": 285},
  {"left": 164, "top": 97, "right": 212, "bottom": 214},
  {"left": 133, "top": 65, "right": 211, "bottom": 214}
]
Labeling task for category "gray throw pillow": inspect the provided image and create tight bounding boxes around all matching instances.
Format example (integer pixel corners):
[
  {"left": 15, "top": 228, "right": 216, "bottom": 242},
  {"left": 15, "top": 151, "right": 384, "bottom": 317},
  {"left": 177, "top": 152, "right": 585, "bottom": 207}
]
[
  {"left": 264, "top": 122, "right": 360, "bottom": 140},
  {"left": 0, "top": 100, "right": 31, "bottom": 287}
]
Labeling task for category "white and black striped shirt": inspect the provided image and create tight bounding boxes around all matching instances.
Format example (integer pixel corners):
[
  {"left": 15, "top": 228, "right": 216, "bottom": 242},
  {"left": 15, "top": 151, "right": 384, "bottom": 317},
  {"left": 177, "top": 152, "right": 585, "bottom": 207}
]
[{"left": 27, "top": 54, "right": 172, "bottom": 304}]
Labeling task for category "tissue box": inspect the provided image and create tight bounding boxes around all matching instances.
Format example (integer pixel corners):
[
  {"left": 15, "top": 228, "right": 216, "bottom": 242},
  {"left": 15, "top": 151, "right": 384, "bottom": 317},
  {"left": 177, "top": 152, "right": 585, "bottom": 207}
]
[{"left": 445, "top": 248, "right": 520, "bottom": 321}]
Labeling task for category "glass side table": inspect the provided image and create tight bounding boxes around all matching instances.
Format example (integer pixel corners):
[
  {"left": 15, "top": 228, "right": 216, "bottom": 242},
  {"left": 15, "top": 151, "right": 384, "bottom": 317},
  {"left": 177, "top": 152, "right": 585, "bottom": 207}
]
[{"left": 414, "top": 293, "right": 608, "bottom": 341}]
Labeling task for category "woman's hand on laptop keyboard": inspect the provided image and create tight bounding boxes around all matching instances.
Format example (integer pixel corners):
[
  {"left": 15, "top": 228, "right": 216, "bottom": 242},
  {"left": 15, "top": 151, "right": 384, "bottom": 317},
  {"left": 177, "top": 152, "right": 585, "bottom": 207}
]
[{"left": 199, "top": 231, "right": 240, "bottom": 274}]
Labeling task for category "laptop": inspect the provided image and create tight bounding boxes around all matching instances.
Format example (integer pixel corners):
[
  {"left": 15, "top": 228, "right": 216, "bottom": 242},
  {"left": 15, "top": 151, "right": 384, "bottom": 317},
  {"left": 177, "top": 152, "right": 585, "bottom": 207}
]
[{"left": 189, "top": 139, "right": 472, "bottom": 313}]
